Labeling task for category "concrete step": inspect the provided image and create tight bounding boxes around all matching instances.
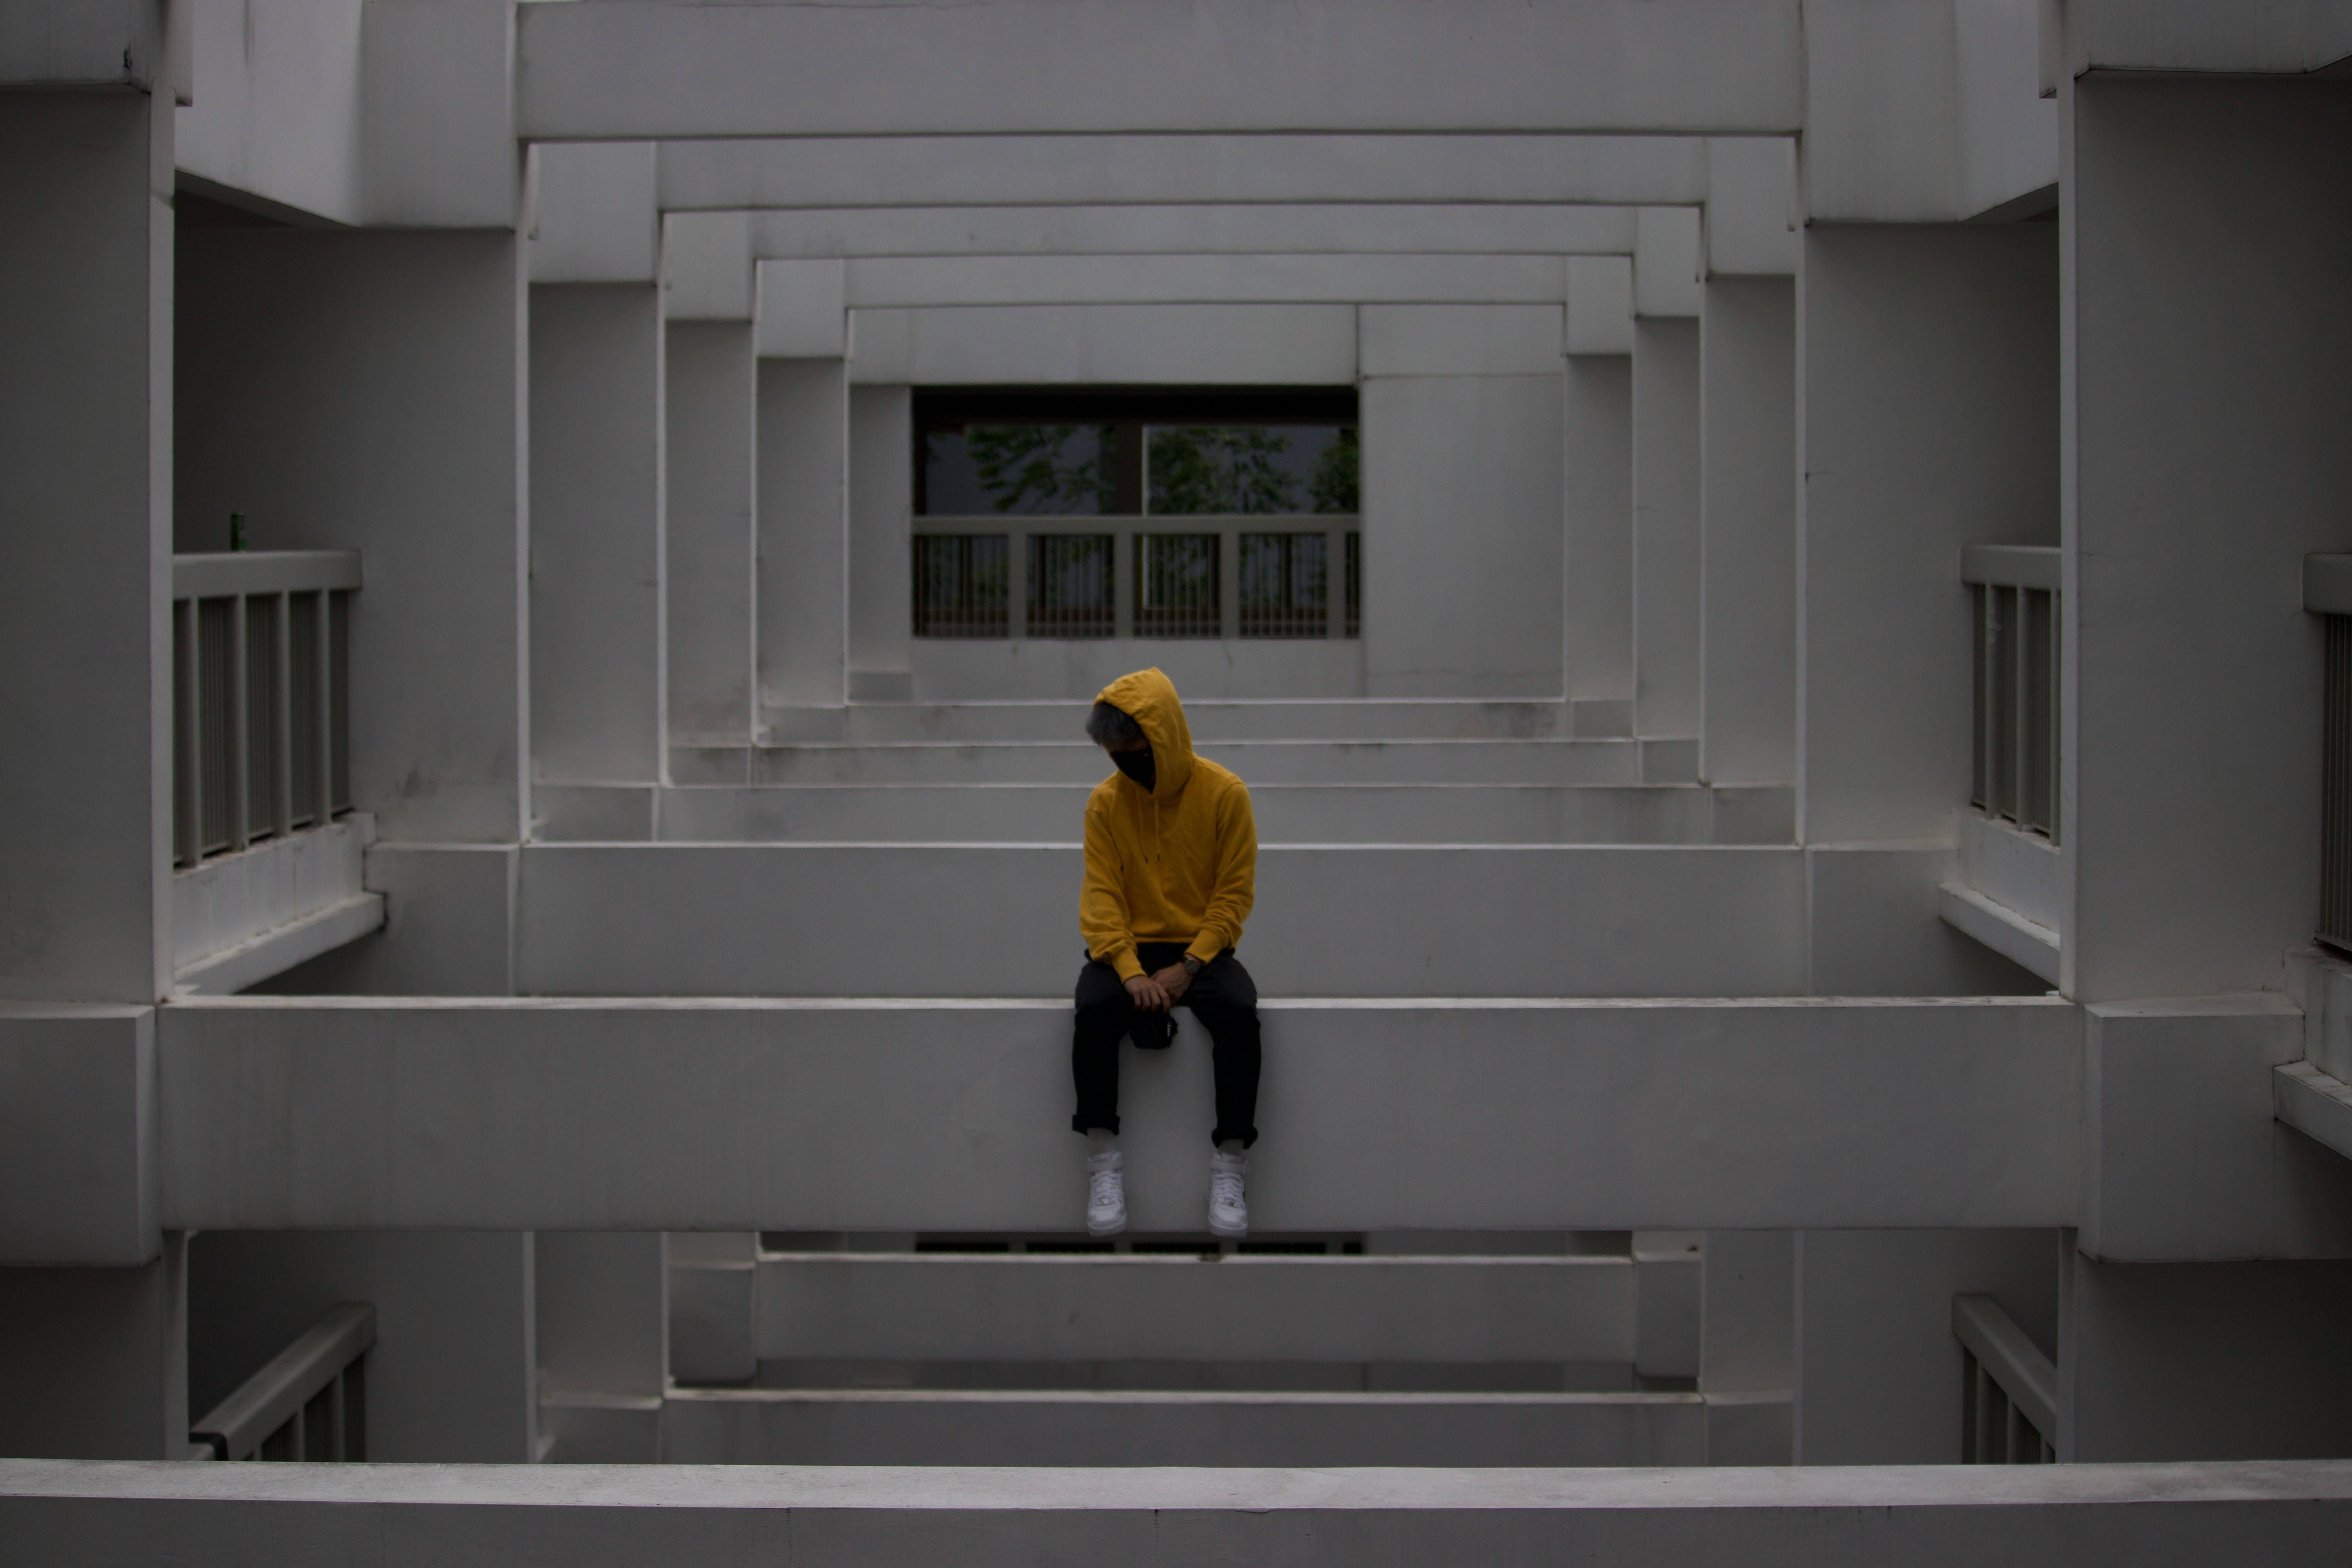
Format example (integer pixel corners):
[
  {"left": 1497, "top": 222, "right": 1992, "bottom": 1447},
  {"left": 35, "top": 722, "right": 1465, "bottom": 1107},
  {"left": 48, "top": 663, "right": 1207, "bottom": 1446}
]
[
  {"left": 671, "top": 736, "right": 1696, "bottom": 788},
  {"left": 145, "top": 995, "right": 2081, "bottom": 1234},
  {"left": 742, "top": 1252, "right": 1636, "bottom": 1365},
  {"left": 659, "top": 1386, "right": 1708, "bottom": 1466},
  {"left": 534, "top": 781, "right": 1795, "bottom": 846},
  {"left": 756, "top": 697, "right": 1637, "bottom": 745}
]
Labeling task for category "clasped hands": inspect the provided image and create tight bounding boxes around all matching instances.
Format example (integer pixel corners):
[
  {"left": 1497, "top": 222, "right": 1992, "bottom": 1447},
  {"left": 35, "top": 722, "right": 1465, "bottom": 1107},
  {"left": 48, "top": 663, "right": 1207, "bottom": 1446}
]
[{"left": 1123, "top": 962, "right": 1195, "bottom": 1011}]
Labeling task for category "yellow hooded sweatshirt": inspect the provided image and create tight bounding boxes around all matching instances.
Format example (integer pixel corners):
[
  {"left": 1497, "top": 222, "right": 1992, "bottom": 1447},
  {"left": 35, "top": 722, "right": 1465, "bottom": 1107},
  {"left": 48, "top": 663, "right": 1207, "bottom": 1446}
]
[{"left": 1080, "top": 668, "right": 1257, "bottom": 982}]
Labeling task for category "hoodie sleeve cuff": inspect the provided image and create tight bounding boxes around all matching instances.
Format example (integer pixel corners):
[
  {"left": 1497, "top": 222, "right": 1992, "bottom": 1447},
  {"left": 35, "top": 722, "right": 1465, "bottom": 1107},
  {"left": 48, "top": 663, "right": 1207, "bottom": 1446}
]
[
  {"left": 1110, "top": 948, "right": 1145, "bottom": 982},
  {"left": 1185, "top": 936, "right": 1223, "bottom": 966}
]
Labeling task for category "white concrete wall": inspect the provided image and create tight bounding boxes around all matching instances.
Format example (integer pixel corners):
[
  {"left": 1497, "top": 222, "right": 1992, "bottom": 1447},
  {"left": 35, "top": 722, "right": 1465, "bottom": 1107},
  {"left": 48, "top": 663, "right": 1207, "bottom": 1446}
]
[
  {"left": 0, "top": 92, "right": 172, "bottom": 1003},
  {"left": 1793, "top": 1227, "right": 2056, "bottom": 1464},
  {"left": 174, "top": 0, "right": 366, "bottom": 226},
  {"left": 2063, "top": 79, "right": 2352, "bottom": 1002},
  {"left": 1632, "top": 320, "right": 1702, "bottom": 737},
  {"left": 1362, "top": 376, "right": 1564, "bottom": 699},
  {"left": 154, "top": 995, "right": 2082, "bottom": 1234},
  {"left": 754, "top": 359, "right": 848, "bottom": 711},
  {"left": 1564, "top": 356, "right": 1635, "bottom": 703},
  {"left": 664, "top": 321, "right": 756, "bottom": 748},
  {"left": 1798, "top": 223, "right": 2058, "bottom": 843},
  {"left": 1699, "top": 278, "right": 1797, "bottom": 786},
  {"left": 846, "top": 385, "right": 912, "bottom": 700},
  {"left": 530, "top": 283, "right": 662, "bottom": 784},
  {"left": 187, "top": 1229, "right": 536, "bottom": 1463},
  {"left": 0, "top": 1240, "right": 184, "bottom": 1460},
  {"left": 176, "top": 227, "right": 528, "bottom": 842},
  {"left": 849, "top": 303, "right": 1357, "bottom": 386}
]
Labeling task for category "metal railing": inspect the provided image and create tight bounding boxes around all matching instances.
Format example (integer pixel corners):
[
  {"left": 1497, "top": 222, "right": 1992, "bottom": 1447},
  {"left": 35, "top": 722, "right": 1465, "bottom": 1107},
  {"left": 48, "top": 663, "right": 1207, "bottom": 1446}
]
[
  {"left": 2307, "top": 555, "right": 2352, "bottom": 951},
  {"left": 172, "top": 552, "right": 359, "bottom": 869},
  {"left": 913, "top": 517, "right": 1359, "bottom": 641},
  {"left": 1953, "top": 1293, "right": 2056, "bottom": 1463},
  {"left": 1964, "top": 545, "right": 2060, "bottom": 842},
  {"left": 191, "top": 1302, "right": 374, "bottom": 1462}
]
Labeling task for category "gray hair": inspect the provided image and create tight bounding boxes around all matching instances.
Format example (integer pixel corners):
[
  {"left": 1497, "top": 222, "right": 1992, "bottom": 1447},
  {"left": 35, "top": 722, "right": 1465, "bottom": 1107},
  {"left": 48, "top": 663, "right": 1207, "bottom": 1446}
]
[{"left": 1086, "top": 701, "right": 1144, "bottom": 748}]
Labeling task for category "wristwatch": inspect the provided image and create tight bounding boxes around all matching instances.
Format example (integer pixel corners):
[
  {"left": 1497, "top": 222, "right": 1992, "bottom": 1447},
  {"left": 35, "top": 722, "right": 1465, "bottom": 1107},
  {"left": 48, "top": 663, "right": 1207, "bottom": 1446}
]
[{"left": 1182, "top": 955, "right": 1204, "bottom": 977}]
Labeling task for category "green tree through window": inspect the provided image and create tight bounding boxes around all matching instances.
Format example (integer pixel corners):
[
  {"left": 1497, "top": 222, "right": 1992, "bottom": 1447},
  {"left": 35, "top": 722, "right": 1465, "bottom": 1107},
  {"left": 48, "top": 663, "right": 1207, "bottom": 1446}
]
[{"left": 1147, "top": 427, "right": 1303, "bottom": 515}]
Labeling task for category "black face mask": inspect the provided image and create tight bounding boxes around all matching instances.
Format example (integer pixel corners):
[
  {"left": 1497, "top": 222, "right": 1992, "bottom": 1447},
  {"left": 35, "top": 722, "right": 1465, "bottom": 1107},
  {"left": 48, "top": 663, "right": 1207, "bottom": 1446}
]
[{"left": 1111, "top": 746, "right": 1156, "bottom": 792}]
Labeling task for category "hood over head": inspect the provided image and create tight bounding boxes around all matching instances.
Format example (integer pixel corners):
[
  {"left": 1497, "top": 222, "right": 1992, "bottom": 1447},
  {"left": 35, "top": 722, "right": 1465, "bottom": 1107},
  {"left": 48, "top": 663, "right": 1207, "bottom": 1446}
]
[{"left": 1095, "top": 667, "right": 1195, "bottom": 802}]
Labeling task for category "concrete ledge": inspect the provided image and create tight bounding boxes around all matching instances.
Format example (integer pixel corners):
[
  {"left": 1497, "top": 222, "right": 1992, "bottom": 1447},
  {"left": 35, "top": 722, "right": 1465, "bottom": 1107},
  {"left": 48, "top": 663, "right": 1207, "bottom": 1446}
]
[
  {"left": 661, "top": 1387, "right": 1706, "bottom": 1466},
  {"left": 0, "top": 1006, "right": 157, "bottom": 1265},
  {"left": 174, "top": 893, "right": 386, "bottom": 997},
  {"left": 172, "top": 815, "right": 376, "bottom": 984},
  {"left": 2276, "top": 1060, "right": 2352, "bottom": 1164},
  {"left": 1939, "top": 881, "right": 2061, "bottom": 985},
  {"left": 156, "top": 995, "right": 2080, "bottom": 1233},
  {"left": 752, "top": 1253, "right": 1634, "bottom": 1364},
  {"left": 7, "top": 1458, "right": 2352, "bottom": 1564},
  {"left": 735, "top": 738, "right": 1644, "bottom": 787}
]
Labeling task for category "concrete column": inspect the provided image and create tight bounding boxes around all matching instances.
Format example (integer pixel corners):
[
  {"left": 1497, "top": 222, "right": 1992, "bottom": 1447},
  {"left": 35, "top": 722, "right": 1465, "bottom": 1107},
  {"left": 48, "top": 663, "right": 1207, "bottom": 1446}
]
[
  {"left": 0, "top": 1236, "right": 187, "bottom": 1459},
  {"left": 755, "top": 358, "right": 849, "bottom": 715},
  {"left": 1632, "top": 319, "right": 1701, "bottom": 739},
  {"left": 0, "top": 90, "right": 172, "bottom": 1003},
  {"left": 188, "top": 1230, "right": 537, "bottom": 1463},
  {"left": 1797, "top": 224, "right": 2058, "bottom": 844},
  {"left": 1362, "top": 375, "right": 1564, "bottom": 699},
  {"left": 537, "top": 1232, "right": 666, "bottom": 1462},
  {"left": 2063, "top": 78, "right": 2352, "bottom": 1001},
  {"left": 1563, "top": 355, "right": 1635, "bottom": 710},
  {"left": 1699, "top": 1230, "right": 1792, "bottom": 1464},
  {"left": 176, "top": 227, "right": 530, "bottom": 844},
  {"left": 1699, "top": 278, "right": 1797, "bottom": 786},
  {"left": 665, "top": 321, "right": 756, "bottom": 752},
  {"left": 529, "top": 283, "right": 663, "bottom": 787},
  {"left": 848, "top": 384, "right": 914, "bottom": 702},
  {"left": 2058, "top": 1250, "right": 2352, "bottom": 1461},
  {"left": 1791, "top": 1229, "right": 2056, "bottom": 1465}
]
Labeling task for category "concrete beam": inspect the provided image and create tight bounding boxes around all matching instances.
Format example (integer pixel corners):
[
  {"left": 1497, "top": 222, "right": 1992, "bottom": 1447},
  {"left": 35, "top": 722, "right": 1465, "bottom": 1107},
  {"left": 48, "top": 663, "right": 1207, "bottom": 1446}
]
[
  {"left": 657, "top": 136, "right": 1715, "bottom": 214},
  {"left": 847, "top": 303, "right": 1358, "bottom": 387},
  {"left": 0, "top": 1005, "right": 156, "bottom": 1266},
  {"left": 844, "top": 254, "right": 1574, "bottom": 309},
  {"left": 528, "top": 142, "right": 657, "bottom": 284},
  {"left": 11, "top": 1457, "right": 2352, "bottom": 1563},
  {"left": 519, "top": 2, "right": 1802, "bottom": 140},
  {"left": 753, "top": 205, "right": 1642, "bottom": 261},
  {"left": 154, "top": 995, "right": 2078, "bottom": 1233}
]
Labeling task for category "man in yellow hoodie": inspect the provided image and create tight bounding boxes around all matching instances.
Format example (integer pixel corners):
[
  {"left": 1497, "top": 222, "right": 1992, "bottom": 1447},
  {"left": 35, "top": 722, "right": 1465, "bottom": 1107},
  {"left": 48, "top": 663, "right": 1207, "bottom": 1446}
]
[{"left": 1074, "top": 667, "right": 1259, "bottom": 1239}]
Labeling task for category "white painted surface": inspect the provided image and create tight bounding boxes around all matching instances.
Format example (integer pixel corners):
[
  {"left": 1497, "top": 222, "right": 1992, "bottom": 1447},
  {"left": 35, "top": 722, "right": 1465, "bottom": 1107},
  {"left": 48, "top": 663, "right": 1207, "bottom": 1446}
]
[
  {"left": 2063, "top": 80, "right": 2352, "bottom": 1001},
  {"left": 537, "top": 1232, "right": 666, "bottom": 1400},
  {"left": 1633, "top": 319, "right": 1702, "bottom": 737},
  {"left": 154, "top": 995, "right": 2081, "bottom": 1233},
  {"left": 1634, "top": 209, "right": 1702, "bottom": 318},
  {"left": 753, "top": 1253, "right": 1634, "bottom": 1365},
  {"left": 1954, "top": 0, "right": 2061, "bottom": 218},
  {"left": 1798, "top": 223, "right": 2058, "bottom": 842},
  {"left": 1564, "top": 355, "right": 1635, "bottom": 701},
  {"left": 2080, "top": 997, "right": 2352, "bottom": 1262},
  {"left": 1703, "top": 138, "right": 1800, "bottom": 276},
  {"left": 174, "top": 894, "right": 385, "bottom": 998},
  {"left": 755, "top": 358, "right": 848, "bottom": 708},
  {"left": 508, "top": 842, "right": 1809, "bottom": 998},
  {"left": 0, "top": 93, "right": 171, "bottom": 1003},
  {"left": 754, "top": 259, "right": 846, "bottom": 359},
  {"left": 711, "top": 738, "right": 1642, "bottom": 789},
  {"left": 1361, "top": 376, "right": 1565, "bottom": 698},
  {"left": 0, "top": 0, "right": 167, "bottom": 86},
  {"left": 254, "top": 844, "right": 516, "bottom": 998},
  {"left": 849, "top": 254, "right": 1572, "bottom": 309},
  {"left": 660, "top": 135, "right": 1713, "bottom": 213},
  {"left": 848, "top": 304, "right": 1358, "bottom": 386},
  {"left": 1358, "top": 305, "right": 1564, "bottom": 376},
  {"left": 174, "top": 0, "right": 365, "bottom": 226},
  {"left": 846, "top": 385, "right": 912, "bottom": 697},
  {"left": 663, "top": 211, "right": 752, "bottom": 321},
  {"left": 0, "top": 1005, "right": 156, "bottom": 1266},
  {"left": 176, "top": 227, "right": 529, "bottom": 842},
  {"left": 1565, "top": 256, "right": 1635, "bottom": 355},
  {"left": 358, "top": 0, "right": 514, "bottom": 228},
  {"left": 11, "top": 1455, "right": 2352, "bottom": 1561},
  {"left": 519, "top": 2, "right": 1803, "bottom": 139},
  {"left": 1808, "top": 843, "right": 2045, "bottom": 996},
  {"left": 0, "top": 1241, "right": 185, "bottom": 1460},
  {"left": 528, "top": 142, "right": 656, "bottom": 284},
  {"left": 170, "top": 817, "right": 371, "bottom": 974},
  {"left": 1802, "top": 0, "right": 1963, "bottom": 221},
  {"left": 1698, "top": 278, "right": 1796, "bottom": 785},
  {"left": 530, "top": 283, "right": 663, "bottom": 784},
  {"left": 759, "top": 204, "right": 1641, "bottom": 261},
  {"left": 905, "top": 637, "right": 1366, "bottom": 704},
  {"left": 664, "top": 321, "right": 756, "bottom": 748}
]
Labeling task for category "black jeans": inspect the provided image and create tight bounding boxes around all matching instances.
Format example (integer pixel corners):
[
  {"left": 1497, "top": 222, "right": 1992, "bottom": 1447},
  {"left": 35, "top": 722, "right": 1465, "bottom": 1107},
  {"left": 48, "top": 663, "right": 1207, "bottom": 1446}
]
[{"left": 1072, "top": 942, "right": 1260, "bottom": 1148}]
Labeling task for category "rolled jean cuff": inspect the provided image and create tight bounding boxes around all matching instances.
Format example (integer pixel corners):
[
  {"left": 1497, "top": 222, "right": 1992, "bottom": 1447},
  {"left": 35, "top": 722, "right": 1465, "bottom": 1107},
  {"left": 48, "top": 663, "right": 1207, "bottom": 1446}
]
[
  {"left": 1210, "top": 1124, "right": 1257, "bottom": 1150},
  {"left": 1074, "top": 1112, "right": 1120, "bottom": 1136}
]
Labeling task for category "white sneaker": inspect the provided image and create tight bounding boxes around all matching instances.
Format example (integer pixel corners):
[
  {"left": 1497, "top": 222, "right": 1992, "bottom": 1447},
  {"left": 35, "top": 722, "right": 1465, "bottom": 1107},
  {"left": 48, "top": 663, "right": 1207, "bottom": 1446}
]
[
  {"left": 1208, "top": 1149, "right": 1249, "bottom": 1239},
  {"left": 1086, "top": 1150, "right": 1127, "bottom": 1237}
]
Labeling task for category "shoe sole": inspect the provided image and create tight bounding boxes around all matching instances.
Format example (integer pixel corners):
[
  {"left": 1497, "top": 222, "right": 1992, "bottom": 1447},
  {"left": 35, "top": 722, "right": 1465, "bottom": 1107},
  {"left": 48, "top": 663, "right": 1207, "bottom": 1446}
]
[
  {"left": 1208, "top": 1216, "right": 1247, "bottom": 1240},
  {"left": 1088, "top": 1215, "right": 1127, "bottom": 1238}
]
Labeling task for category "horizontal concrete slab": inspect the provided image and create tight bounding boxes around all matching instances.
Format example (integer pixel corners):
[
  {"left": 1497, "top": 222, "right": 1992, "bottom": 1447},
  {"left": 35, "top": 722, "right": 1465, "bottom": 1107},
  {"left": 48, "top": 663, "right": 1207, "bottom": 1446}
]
[
  {"left": 751, "top": 1253, "right": 1633, "bottom": 1365},
  {"left": 843, "top": 253, "right": 1575, "bottom": 308},
  {"left": 765, "top": 699, "right": 1584, "bottom": 744},
  {"left": 9, "top": 1458, "right": 2352, "bottom": 1566},
  {"left": 722, "top": 739, "right": 1645, "bottom": 787},
  {"left": 753, "top": 204, "right": 1642, "bottom": 261},
  {"left": 661, "top": 1388, "right": 1705, "bottom": 1467},
  {"left": 154, "top": 996, "right": 2080, "bottom": 1232},
  {"left": 506, "top": 843, "right": 1809, "bottom": 997},
  {"left": 550, "top": 782, "right": 1788, "bottom": 847}
]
